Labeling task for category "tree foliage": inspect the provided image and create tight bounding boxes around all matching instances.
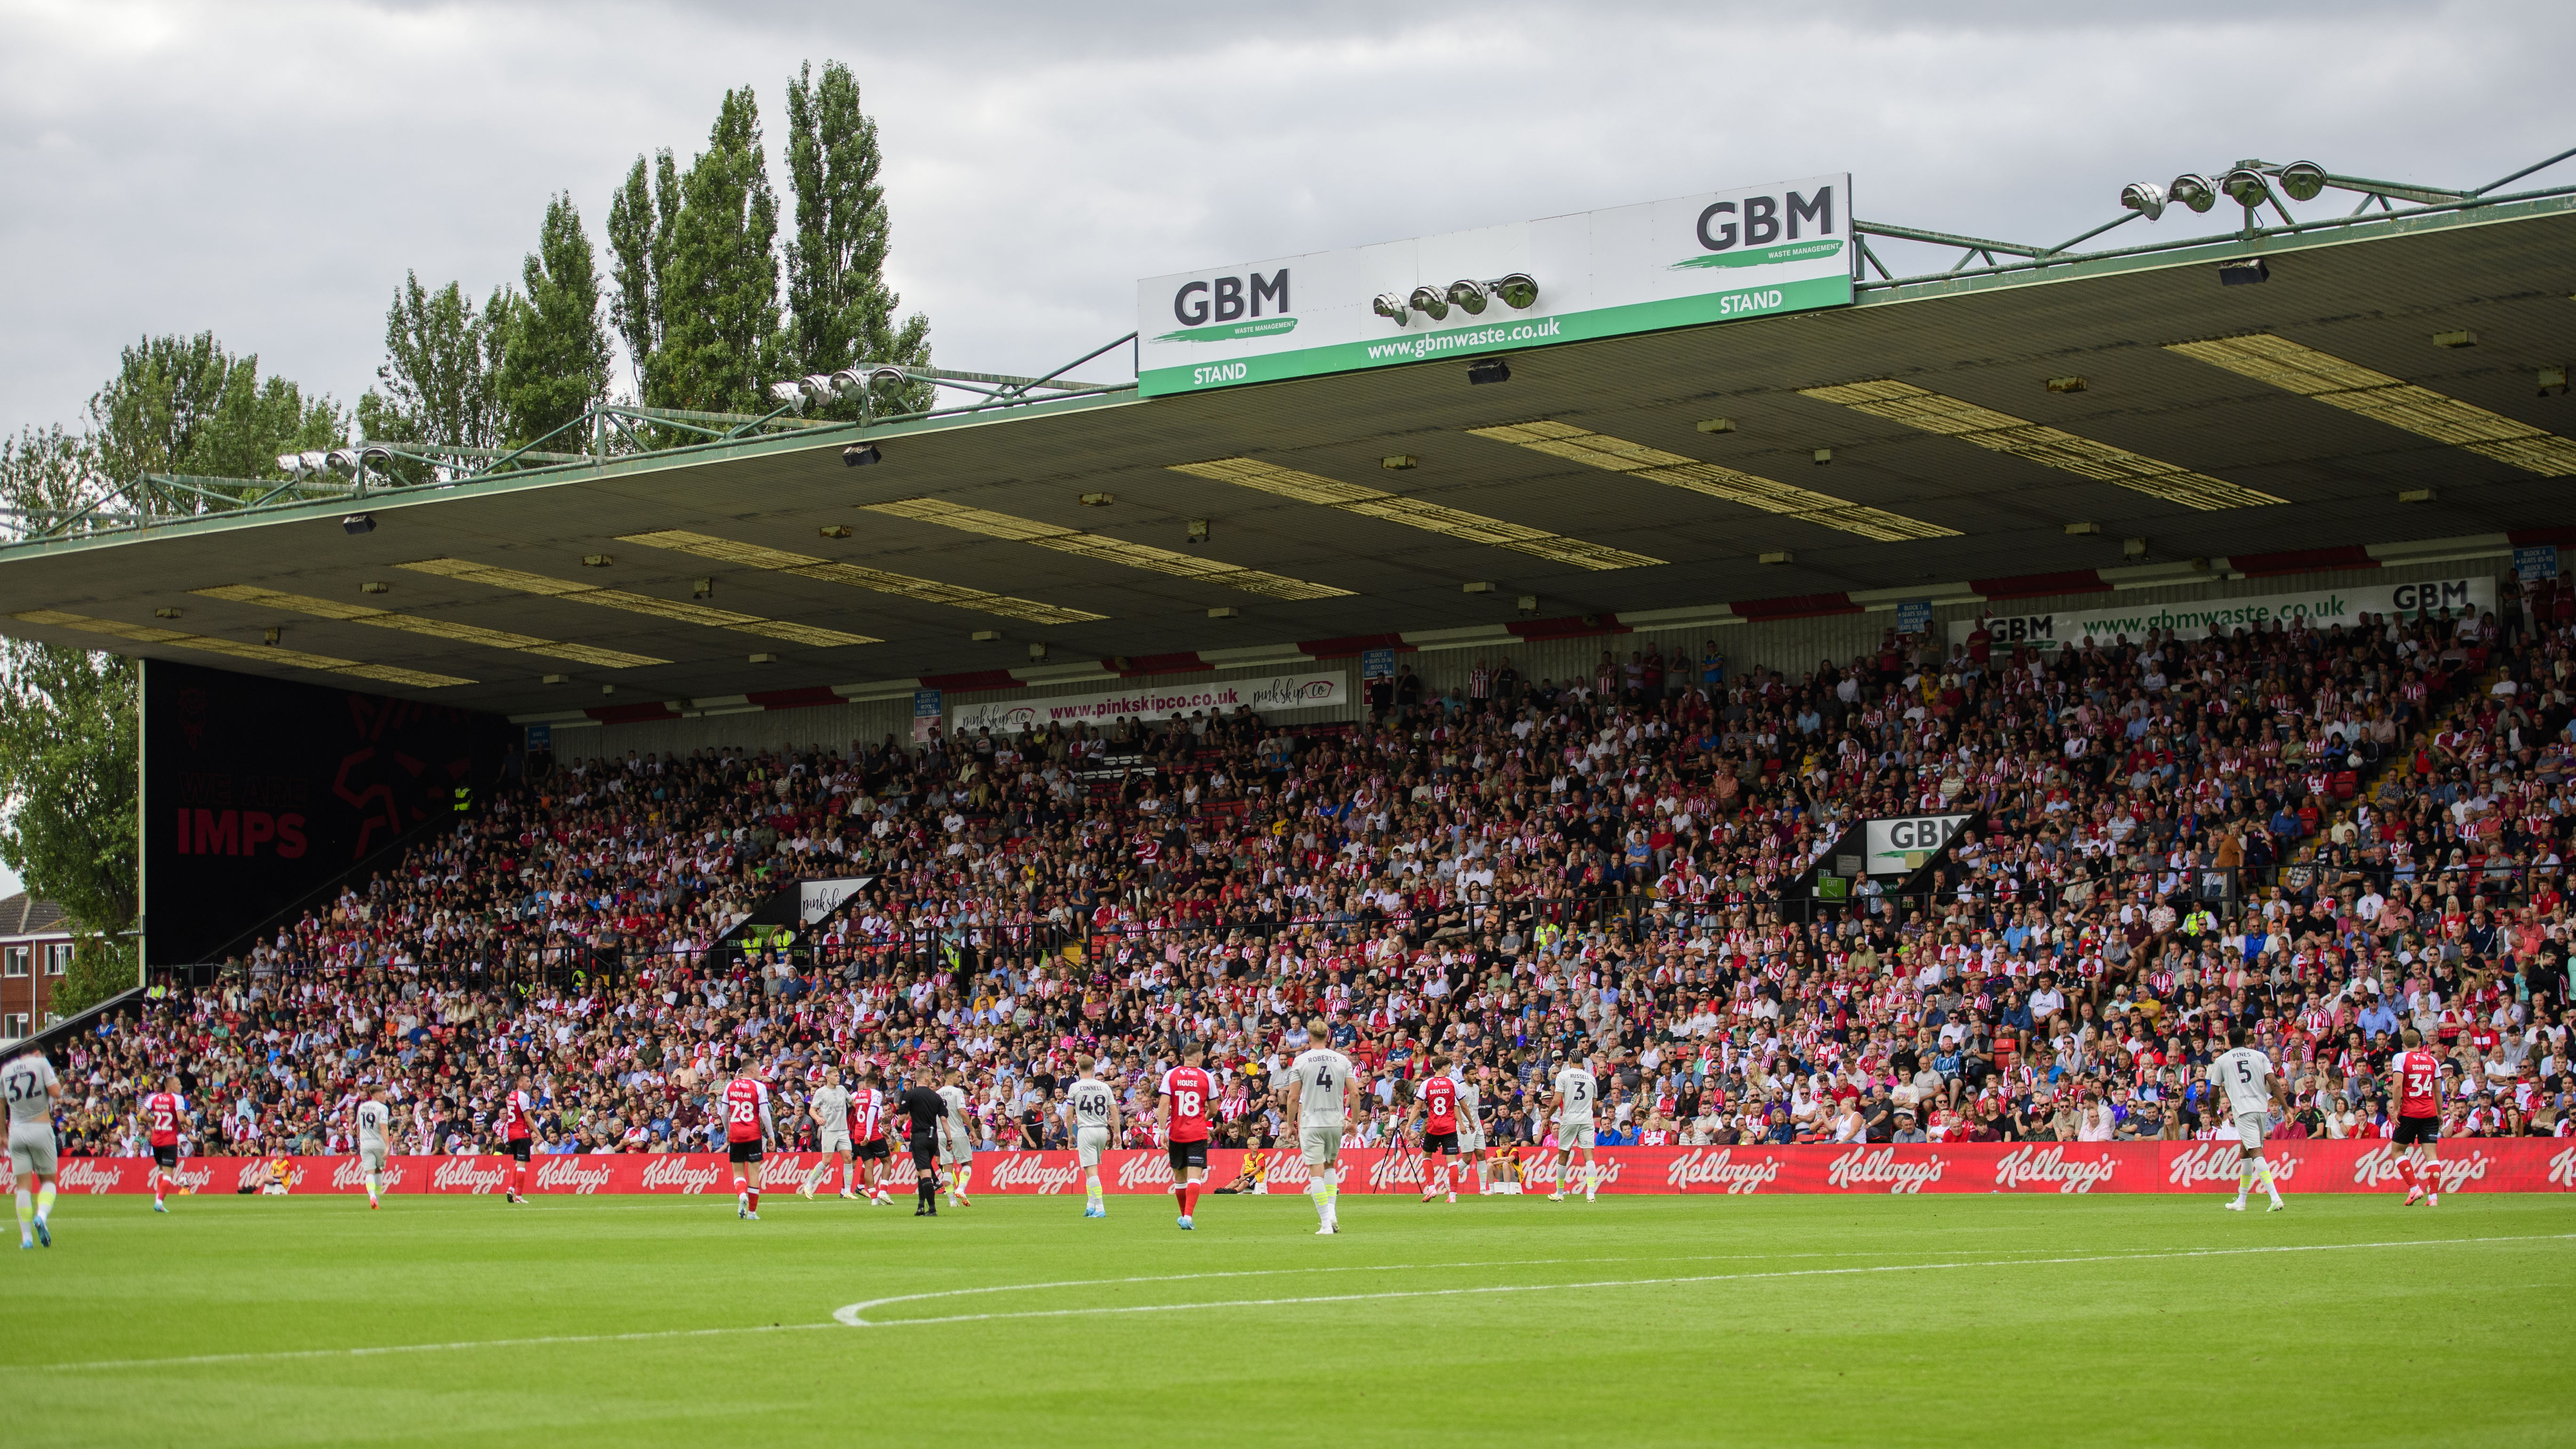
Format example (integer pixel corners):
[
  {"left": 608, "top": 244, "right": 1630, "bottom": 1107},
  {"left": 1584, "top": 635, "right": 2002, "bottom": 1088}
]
[
  {"left": 783, "top": 60, "right": 933, "bottom": 418},
  {"left": 0, "top": 633, "right": 137, "bottom": 1015},
  {"left": 606, "top": 149, "right": 680, "bottom": 403},
  {"left": 357, "top": 272, "right": 510, "bottom": 455},
  {"left": 654, "top": 86, "right": 786, "bottom": 415},
  {"left": 601, "top": 65, "right": 928, "bottom": 422},
  {"left": 86, "top": 333, "right": 341, "bottom": 507},
  {"left": 496, "top": 193, "right": 612, "bottom": 450}
]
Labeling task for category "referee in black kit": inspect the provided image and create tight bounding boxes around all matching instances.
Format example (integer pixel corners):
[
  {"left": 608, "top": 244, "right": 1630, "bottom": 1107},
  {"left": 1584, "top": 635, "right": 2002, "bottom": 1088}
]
[{"left": 898, "top": 1073, "right": 949, "bottom": 1216}]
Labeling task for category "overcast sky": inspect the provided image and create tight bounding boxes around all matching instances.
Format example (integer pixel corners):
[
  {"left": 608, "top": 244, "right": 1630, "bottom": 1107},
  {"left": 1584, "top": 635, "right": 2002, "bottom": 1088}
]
[{"left": 3, "top": 0, "right": 2571, "bottom": 439}]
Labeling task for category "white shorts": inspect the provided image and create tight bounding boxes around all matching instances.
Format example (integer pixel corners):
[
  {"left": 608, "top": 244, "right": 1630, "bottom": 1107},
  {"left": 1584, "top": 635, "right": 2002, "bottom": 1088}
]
[
  {"left": 818, "top": 1130, "right": 853, "bottom": 1157},
  {"left": 1456, "top": 1130, "right": 1485, "bottom": 1154},
  {"left": 1076, "top": 1125, "right": 1111, "bottom": 1167},
  {"left": 8, "top": 1122, "right": 57, "bottom": 1177},
  {"left": 1299, "top": 1123, "right": 1341, "bottom": 1168},
  {"left": 1557, "top": 1123, "right": 1595, "bottom": 1151},
  {"left": 938, "top": 1131, "right": 975, "bottom": 1167},
  {"left": 358, "top": 1145, "right": 389, "bottom": 1173},
  {"left": 2233, "top": 1113, "right": 2268, "bottom": 1152}
]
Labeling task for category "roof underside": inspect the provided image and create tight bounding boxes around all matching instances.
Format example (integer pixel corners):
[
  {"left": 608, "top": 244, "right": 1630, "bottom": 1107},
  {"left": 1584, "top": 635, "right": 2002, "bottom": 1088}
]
[{"left": 8, "top": 200, "right": 2574, "bottom": 717}]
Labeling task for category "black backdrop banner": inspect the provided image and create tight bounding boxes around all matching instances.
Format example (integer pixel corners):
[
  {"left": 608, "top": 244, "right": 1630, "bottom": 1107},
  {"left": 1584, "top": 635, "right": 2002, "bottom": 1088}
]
[{"left": 143, "top": 659, "right": 511, "bottom": 966}]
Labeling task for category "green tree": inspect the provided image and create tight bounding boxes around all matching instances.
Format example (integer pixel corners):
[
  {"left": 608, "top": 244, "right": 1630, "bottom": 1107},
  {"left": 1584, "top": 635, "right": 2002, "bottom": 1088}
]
[
  {"left": 87, "top": 333, "right": 341, "bottom": 508},
  {"left": 0, "top": 425, "right": 99, "bottom": 538},
  {"left": 654, "top": 85, "right": 786, "bottom": 414},
  {"left": 496, "top": 193, "right": 612, "bottom": 450},
  {"left": 357, "top": 272, "right": 510, "bottom": 454},
  {"left": 783, "top": 60, "right": 933, "bottom": 418},
  {"left": 0, "top": 642, "right": 138, "bottom": 1017},
  {"left": 606, "top": 150, "right": 679, "bottom": 403}
]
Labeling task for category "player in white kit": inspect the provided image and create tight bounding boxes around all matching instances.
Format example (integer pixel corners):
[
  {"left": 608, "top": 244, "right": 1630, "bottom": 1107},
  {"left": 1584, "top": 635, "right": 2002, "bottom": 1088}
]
[
  {"left": 1283, "top": 1019, "right": 1358, "bottom": 1234},
  {"left": 356, "top": 1085, "right": 394, "bottom": 1209},
  {"left": 5, "top": 1048, "right": 64, "bottom": 1249},
  {"left": 2209, "top": 1023, "right": 2287, "bottom": 1212},
  {"left": 936, "top": 1066, "right": 977, "bottom": 1207},
  {"left": 1549, "top": 1052, "right": 1602, "bottom": 1202},
  {"left": 1068, "top": 1062, "right": 1122, "bottom": 1218},
  {"left": 1452, "top": 1055, "right": 1490, "bottom": 1195},
  {"left": 800, "top": 1066, "right": 856, "bottom": 1201}
]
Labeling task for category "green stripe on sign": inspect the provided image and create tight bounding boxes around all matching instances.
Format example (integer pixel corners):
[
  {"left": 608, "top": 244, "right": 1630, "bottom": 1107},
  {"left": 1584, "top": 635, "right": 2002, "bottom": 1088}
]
[
  {"left": 1667, "top": 239, "right": 1844, "bottom": 271},
  {"left": 1138, "top": 273, "right": 1851, "bottom": 397},
  {"left": 1153, "top": 316, "right": 1300, "bottom": 343}
]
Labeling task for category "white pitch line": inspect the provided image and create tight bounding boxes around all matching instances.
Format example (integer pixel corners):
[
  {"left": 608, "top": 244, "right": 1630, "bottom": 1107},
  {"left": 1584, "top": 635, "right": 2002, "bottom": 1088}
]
[
  {"left": 16, "top": 1321, "right": 840, "bottom": 1373},
  {"left": 19, "top": 1233, "right": 2568, "bottom": 1369},
  {"left": 834, "top": 1233, "right": 2576, "bottom": 1328}
]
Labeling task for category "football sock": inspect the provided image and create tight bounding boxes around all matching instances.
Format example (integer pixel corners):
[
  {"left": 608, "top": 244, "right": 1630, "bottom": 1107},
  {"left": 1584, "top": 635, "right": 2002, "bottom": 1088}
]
[
  {"left": 34, "top": 1184, "right": 53, "bottom": 1224},
  {"left": 1186, "top": 1181, "right": 1202, "bottom": 1216},
  {"left": 1310, "top": 1179, "right": 1330, "bottom": 1222},
  {"left": 14, "top": 1189, "right": 29, "bottom": 1238},
  {"left": 746, "top": 1187, "right": 758, "bottom": 1213},
  {"left": 2254, "top": 1161, "right": 2280, "bottom": 1202},
  {"left": 956, "top": 1165, "right": 973, "bottom": 1195},
  {"left": 365, "top": 1172, "right": 380, "bottom": 1203},
  {"left": 1085, "top": 1168, "right": 1103, "bottom": 1202},
  {"left": 1174, "top": 1184, "right": 1188, "bottom": 1215},
  {"left": 2234, "top": 1162, "right": 2252, "bottom": 1200}
]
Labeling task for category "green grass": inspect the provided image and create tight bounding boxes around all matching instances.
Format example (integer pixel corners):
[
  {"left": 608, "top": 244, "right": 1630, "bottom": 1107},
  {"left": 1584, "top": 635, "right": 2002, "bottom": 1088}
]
[{"left": 5, "top": 1188, "right": 2571, "bottom": 1448}]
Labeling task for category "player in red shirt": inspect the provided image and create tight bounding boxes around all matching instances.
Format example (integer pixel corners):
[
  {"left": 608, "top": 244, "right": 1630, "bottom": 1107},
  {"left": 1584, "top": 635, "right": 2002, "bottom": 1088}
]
[
  {"left": 849, "top": 1062, "right": 894, "bottom": 1206},
  {"left": 723, "top": 1065, "right": 774, "bottom": 1220},
  {"left": 142, "top": 1075, "right": 190, "bottom": 1213},
  {"left": 1156, "top": 1042, "right": 1215, "bottom": 1230},
  {"left": 2386, "top": 1028, "right": 2445, "bottom": 1207},
  {"left": 1413, "top": 1062, "right": 1464, "bottom": 1204},
  {"left": 499, "top": 1074, "right": 536, "bottom": 1205}
]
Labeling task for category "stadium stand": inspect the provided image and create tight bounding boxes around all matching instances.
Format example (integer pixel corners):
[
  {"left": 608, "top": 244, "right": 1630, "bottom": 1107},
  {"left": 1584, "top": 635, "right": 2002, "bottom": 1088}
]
[{"left": 42, "top": 587, "right": 2576, "bottom": 1163}]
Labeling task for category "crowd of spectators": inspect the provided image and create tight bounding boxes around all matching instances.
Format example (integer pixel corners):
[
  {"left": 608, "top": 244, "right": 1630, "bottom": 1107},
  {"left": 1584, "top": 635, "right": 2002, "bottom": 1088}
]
[{"left": 36, "top": 579, "right": 2576, "bottom": 1165}]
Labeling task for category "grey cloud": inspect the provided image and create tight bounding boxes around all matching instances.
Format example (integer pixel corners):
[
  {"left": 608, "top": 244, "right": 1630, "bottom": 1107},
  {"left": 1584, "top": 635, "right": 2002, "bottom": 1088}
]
[{"left": 2, "top": 0, "right": 2568, "bottom": 436}]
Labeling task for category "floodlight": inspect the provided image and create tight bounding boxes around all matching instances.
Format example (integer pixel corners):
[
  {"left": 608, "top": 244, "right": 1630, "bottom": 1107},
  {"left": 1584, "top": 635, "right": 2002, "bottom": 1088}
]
[
  {"left": 1408, "top": 284, "right": 1450, "bottom": 322},
  {"left": 2276, "top": 161, "right": 2328, "bottom": 202},
  {"left": 828, "top": 367, "right": 869, "bottom": 396},
  {"left": 1372, "top": 293, "right": 1410, "bottom": 325},
  {"left": 2218, "top": 258, "right": 2270, "bottom": 286},
  {"left": 1447, "top": 279, "right": 1490, "bottom": 315},
  {"left": 2221, "top": 168, "right": 2273, "bottom": 209},
  {"left": 798, "top": 374, "right": 835, "bottom": 401},
  {"left": 1466, "top": 358, "right": 1511, "bottom": 385},
  {"left": 768, "top": 381, "right": 806, "bottom": 409},
  {"left": 2118, "top": 181, "right": 2166, "bottom": 220},
  {"left": 842, "top": 443, "right": 883, "bottom": 467},
  {"left": 1494, "top": 273, "right": 1539, "bottom": 309},
  {"left": 2168, "top": 174, "right": 2219, "bottom": 213},
  {"left": 325, "top": 448, "right": 362, "bottom": 473},
  {"left": 276, "top": 453, "right": 303, "bottom": 475},
  {"left": 341, "top": 514, "right": 375, "bottom": 535},
  {"left": 298, "top": 450, "right": 330, "bottom": 476}
]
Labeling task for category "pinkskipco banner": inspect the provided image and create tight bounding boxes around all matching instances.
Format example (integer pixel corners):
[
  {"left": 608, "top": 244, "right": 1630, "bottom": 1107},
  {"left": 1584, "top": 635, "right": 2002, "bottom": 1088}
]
[
  {"left": 948, "top": 672, "right": 1347, "bottom": 736},
  {"left": 53, "top": 1141, "right": 2576, "bottom": 1197}
]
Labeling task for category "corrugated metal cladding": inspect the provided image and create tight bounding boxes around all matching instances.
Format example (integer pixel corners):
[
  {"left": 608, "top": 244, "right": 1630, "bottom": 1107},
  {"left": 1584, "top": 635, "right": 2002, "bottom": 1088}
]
[
  {"left": 548, "top": 661, "right": 1357, "bottom": 763},
  {"left": 1398, "top": 557, "right": 2508, "bottom": 697},
  {"left": 552, "top": 556, "right": 2506, "bottom": 761}
]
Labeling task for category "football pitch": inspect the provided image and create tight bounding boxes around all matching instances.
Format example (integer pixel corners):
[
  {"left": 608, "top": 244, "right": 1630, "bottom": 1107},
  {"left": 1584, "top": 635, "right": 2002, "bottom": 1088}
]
[{"left": 5, "top": 1191, "right": 2571, "bottom": 1448}]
